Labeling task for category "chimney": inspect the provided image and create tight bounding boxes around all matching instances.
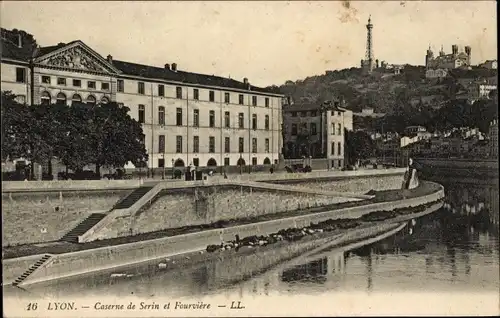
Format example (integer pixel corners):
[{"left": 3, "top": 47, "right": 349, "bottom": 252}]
[
  {"left": 172, "top": 63, "right": 177, "bottom": 72},
  {"left": 107, "top": 54, "right": 113, "bottom": 63},
  {"left": 164, "top": 63, "right": 170, "bottom": 70},
  {"left": 17, "top": 33, "right": 22, "bottom": 48},
  {"left": 243, "top": 77, "right": 250, "bottom": 90}
]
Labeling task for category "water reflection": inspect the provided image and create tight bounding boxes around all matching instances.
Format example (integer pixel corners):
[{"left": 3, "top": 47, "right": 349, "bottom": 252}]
[{"left": 20, "top": 178, "right": 500, "bottom": 297}]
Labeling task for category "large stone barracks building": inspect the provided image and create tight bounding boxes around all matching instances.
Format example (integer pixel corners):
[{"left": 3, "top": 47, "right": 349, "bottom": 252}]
[{"left": 1, "top": 28, "right": 284, "bottom": 171}]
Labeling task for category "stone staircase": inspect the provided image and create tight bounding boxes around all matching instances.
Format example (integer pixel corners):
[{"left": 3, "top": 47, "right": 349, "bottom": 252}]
[
  {"left": 60, "top": 213, "right": 107, "bottom": 243},
  {"left": 60, "top": 186, "right": 155, "bottom": 243},
  {"left": 12, "top": 254, "right": 51, "bottom": 286},
  {"left": 112, "top": 186, "right": 154, "bottom": 209}
]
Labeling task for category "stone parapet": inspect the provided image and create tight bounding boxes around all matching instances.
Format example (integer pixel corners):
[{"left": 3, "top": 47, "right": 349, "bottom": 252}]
[{"left": 1, "top": 179, "right": 144, "bottom": 193}]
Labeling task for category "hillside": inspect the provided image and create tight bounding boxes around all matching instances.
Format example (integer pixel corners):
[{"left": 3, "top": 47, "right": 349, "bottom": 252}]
[{"left": 267, "top": 65, "right": 497, "bottom": 116}]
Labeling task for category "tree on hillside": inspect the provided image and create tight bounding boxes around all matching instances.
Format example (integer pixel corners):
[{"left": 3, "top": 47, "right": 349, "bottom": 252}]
[
  {"left": 471, "top": 99, "right": 499, "bottom": 134},
  {"left": 344, "top": 129, "right": 376, "bottom": 165}
]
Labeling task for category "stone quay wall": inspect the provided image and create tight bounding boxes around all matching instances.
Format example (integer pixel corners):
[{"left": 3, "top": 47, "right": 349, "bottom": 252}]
[
  {"left": 1, "top": 190, "right": 130, "bottom": 247},
  {"left": 1, "top": 170, "right": 404, "bottom": 247},
  {"left": 93, "top": 173, "right": 405, "bottom": 241},
  {"left": 14, "top": 182, "right": 444, "bottom": 287},
  {"left": 93, "top": 187, "right": 357, "bottom": 240}
]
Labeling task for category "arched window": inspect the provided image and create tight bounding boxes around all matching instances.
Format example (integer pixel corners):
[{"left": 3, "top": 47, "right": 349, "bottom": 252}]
[
  {"left": 71, "top": 94, "right": 82, "bottom": 105},
  {"left": 86, "top": 95, "right": 96, "bottom": 105},
  {"left": 158, "top": 106, "right": 165, "bottom": 125},
  {"left": 263, "top": 157, "right": 271, "bottom": 165},
  {"left": 40, "top": 91, "right": 51, "bottom": 105},
  {"left": 100, "top": 96, "right": 109, "bottom": 104},
  {"left": 56, "top": 93, "right": 66, "bottom": 105}
]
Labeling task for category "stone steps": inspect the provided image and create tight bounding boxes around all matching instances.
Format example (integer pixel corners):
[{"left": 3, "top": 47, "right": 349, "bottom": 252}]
[{"left": 12, "top": 254, "right": 51, "bottom": 286}]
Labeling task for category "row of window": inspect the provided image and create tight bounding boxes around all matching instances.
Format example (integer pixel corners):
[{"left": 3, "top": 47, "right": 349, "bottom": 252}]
[
  {"left": 15, "top": 68, "right": 113, "bottom": 92},
  {"left": 289, "top": 110, "right": 342, "bottom": 117},
  {"left": 15, "top": 68, "right": 274, "bottom": 106},
  {"left": 39, "top": 91, "right": 109, "bottom": 105},
  {"left": 40, "top": 75, "right": 110, "bottom": 91},
  {"left": 126, "top": 80, "right": 271, "bottom": 106},
  {"left": 331, "top": 142, "right": 343, "bottom": 156},
  {"left": 289, "top": 123, "right": 343, "bottom": 136},
  {"left": 158, "top": 156, "right": 273, "bottom": 168},
  {"left": 140, "top": 106, "right": 271, "bottom": 129},
  {"left": 157, "top": 135, "right": 270, "bottom": 154}
]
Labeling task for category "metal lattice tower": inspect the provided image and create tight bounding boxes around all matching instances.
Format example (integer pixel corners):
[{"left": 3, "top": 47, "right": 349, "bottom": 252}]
[{"left": 365, "top": 15, "right": 374, "bottom": 72}]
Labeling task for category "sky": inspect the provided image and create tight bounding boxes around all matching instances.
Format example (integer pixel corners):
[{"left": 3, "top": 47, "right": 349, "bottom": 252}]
[{"left": 1, "top": 1, "right": 497, "bottom": 87}]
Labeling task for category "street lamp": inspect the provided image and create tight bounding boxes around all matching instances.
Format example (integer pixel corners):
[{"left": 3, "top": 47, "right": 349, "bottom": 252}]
[{"left": 171, "top": 158, "right": 175, "bottom": 179}]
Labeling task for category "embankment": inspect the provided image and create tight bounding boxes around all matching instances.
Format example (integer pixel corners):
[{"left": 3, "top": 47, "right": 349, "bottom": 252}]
[
  {"left": 90, "top": 171, "right": 405, "bottom": 241},
  {"left": 4, "top": 180, "right": 444, "bottom": 287},
  {"left": 2, "top": 169, "right": 405, "bottom": 246},
  {"left": 20, "top": 222, "right": 407, "bottom": 296}
]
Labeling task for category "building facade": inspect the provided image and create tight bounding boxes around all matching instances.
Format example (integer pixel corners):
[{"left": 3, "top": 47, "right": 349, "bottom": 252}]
[
  {"left": 425, "top": 68, "right": 449, "bottom": 79},
  {"left": 479, "top": 60, "right": 498, "bottom": 70},
  {"left": 282, "top": 101, "right": 353, "bottom": 169},
  {"left": 489, "top": 119, "right": 498, "bottom": 158},
  {"left": 1, "top": 28, "right": 284, "bottom": 170},
  {"left": 425, "top": 44, "right": 471, "bottom": 70}
]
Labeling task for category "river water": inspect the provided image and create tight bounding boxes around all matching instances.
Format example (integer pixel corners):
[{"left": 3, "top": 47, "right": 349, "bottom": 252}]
[{"left": 8, "top": 176, "right": 499, "bottom": 316}]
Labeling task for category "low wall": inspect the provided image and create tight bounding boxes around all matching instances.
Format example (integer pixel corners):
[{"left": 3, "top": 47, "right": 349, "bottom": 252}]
[
  {"left": 267, "top": 173, "right": 404, "bottom": 194},
  {"left": 1, "top": 179, "right": 143, "bottom": 192},
  {"left": 1, "top": 191, "right": 130, "bottom": 247},
  {"left": 199, "top": 167, "right": 407, "bottom": 184},
  {"left": 17, "top": 182, "right": 444, "bottom": 286},
  {"left": 93, "top": 187, "right": 358, "bottom": 240}
]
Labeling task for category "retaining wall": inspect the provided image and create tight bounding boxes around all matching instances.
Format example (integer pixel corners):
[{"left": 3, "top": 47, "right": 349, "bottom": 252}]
[
  {"left": 88, "top": 171, "right": 404, "bottom": 242},
  {"left": 17, "top": 182, "right": 444, "bottom": 286},
  {"left": 93, "top": 187, "right": 357, "bottom": 240},
  {"left": 1, "top": 191, "right": 129, "bottom": 247}
]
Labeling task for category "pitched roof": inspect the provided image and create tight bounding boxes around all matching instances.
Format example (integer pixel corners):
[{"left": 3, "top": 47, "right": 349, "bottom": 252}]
[
  {"left": 1, "top": 29, "right": 36, "bottom": 62},
  {"left": 283, "top": 101, "right": 347, "bottom": 112},
  {"left": 34, "top": 42, "right": 71, "bottom": 57},
  {"left": 111, "top": 60, "right": 277, "bottom": 94},
  {"left": 1, "top": 28, "right": 281, "bottom": 96}
]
